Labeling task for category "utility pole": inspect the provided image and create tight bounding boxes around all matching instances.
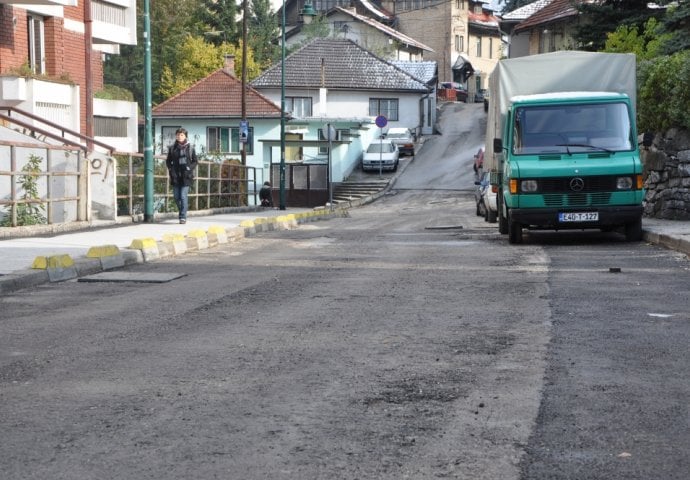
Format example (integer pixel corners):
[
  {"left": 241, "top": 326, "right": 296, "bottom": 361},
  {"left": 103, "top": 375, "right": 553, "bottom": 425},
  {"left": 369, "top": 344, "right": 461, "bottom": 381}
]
[
  {"left": 279, "top": 0, "right": 286, "bottom": 210},
  {"left": 241, "top": 0, "right": 248, "bottom": 166}
]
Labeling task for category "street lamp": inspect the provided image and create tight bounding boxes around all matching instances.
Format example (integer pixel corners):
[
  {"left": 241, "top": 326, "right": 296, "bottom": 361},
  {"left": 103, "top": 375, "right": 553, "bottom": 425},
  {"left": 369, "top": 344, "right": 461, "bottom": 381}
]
[
  {"left": 143, "top": 0, "right": 153, "bottom": 222},
  {"left": 300, "top": 0, "right": 317, "bottom": 24}
]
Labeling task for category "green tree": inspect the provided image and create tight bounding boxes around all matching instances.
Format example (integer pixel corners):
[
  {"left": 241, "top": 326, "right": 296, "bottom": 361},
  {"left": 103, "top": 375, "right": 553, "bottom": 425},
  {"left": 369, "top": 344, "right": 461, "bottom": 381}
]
[
  {"left": 249, "top": 0, "right": 279, "bottom": 69},
  {"left": 658, "top": 1, "right": 690, "bottom": 54},
  {"left": 104, "top": 0, "right": 199, "bottom": 106},
  {"left": 575, "top": 0, "right": 664, "bottom": 52},
  {"left": 158, "top": 37, "right": 261, "bottom": 99},
  {"left": 603, "top": 18, "right": 669, "bottom": 61},
  {"left": 198, "top": 0, "right": 240, "bottom": 45}
]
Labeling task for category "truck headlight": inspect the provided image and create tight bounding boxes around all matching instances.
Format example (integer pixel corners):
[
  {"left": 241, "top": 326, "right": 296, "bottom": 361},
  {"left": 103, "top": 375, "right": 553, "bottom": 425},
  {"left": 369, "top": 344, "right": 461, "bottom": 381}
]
[
  {"left": 616, "top": 177, "right": 633, "bottom": 190},
  {"left": 521, "top": 180, "right": 538, "bottom": 192}
]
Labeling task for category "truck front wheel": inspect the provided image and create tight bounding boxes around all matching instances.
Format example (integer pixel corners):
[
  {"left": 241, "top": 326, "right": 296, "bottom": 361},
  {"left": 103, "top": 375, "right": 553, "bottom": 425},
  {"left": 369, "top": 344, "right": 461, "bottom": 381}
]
[
  {"left": 624, "top": 217, "right": 642, "bottom": 242},
  {"left": 498, "top": 202, "right": 508, "bottom": 234},
  {"left": 508, "top": 217, "right": 523, "bottom": 244}
]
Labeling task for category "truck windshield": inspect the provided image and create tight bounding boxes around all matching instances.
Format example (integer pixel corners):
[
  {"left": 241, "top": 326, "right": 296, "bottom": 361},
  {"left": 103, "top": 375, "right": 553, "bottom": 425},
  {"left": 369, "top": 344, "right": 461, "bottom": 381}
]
[{"left": 512, "top": 102, "right": 632, "bottom": 155}]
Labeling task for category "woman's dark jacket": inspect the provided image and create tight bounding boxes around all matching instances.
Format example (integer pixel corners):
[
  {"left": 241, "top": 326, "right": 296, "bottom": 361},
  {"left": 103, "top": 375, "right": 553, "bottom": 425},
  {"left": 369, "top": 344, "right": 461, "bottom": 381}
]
[{"left": 166, "top": 141, "right": 198, "bottom": 187}]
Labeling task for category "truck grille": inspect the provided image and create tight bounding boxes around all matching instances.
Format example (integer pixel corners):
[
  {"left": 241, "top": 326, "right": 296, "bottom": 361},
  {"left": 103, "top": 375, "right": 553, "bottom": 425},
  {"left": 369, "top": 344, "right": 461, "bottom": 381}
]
[
  {"left": 543, "top": 192, "right": 612, "bottom": 207},
  {"left": 539, "top": 176, "right": 617, "bottom": 192}
]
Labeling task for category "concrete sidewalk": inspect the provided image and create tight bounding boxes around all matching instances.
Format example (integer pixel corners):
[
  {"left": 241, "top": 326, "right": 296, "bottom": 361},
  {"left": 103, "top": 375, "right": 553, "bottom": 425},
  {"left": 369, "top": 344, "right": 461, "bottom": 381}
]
[{"left": 0, "top": 207, "right": 345, "bottom": 294}]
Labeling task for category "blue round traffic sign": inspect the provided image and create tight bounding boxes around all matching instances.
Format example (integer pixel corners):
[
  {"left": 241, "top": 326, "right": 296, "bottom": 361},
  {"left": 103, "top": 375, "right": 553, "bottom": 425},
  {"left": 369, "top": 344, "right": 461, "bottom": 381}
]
[{"left": 375, "top": 115, "right": 387, "bottom": 128}]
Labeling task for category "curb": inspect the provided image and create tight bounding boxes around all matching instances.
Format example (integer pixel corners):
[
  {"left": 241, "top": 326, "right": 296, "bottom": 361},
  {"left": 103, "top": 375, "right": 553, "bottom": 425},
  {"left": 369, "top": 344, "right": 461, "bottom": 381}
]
[
  {"left": 0, "top": 208, "right": 347, "bottom": 295},
  {"left": 642, "top": 230, "right": 690, "bottom": 257}
]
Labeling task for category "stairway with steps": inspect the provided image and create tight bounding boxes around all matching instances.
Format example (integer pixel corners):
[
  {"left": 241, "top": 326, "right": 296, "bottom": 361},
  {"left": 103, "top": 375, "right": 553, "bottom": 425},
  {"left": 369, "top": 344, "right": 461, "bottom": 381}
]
[{"left": 332, "top": 181, "right": 389, "bottom": 204}]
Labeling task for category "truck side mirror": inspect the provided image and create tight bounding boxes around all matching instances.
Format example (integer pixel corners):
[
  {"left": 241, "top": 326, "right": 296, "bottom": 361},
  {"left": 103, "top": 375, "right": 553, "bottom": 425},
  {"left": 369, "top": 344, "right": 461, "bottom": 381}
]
[
  {"left": 642, "top": 132, "right": 654, "bottom": 148},
  {"left": 493, "top": 138, "right": 503, "bottom": 151}
]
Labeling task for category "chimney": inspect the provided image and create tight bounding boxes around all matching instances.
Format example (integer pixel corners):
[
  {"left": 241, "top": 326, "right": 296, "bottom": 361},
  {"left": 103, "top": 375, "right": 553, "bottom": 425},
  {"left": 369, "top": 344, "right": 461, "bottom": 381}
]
[{"left": 224, "top": 54, "right": 236, "bottom": 77}]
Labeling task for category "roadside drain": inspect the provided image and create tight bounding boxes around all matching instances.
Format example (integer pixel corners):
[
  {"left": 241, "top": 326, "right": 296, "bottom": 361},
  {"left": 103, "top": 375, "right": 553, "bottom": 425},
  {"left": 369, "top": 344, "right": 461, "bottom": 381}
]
[{"left": 78, "top": 272, "right": 187, "bottom": 283}]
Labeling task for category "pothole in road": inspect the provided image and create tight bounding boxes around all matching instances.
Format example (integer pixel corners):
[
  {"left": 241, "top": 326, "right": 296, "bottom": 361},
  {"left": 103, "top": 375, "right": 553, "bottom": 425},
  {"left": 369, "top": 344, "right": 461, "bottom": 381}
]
[{"left": 362, "top": 370, "right": 472, "bottom": 406}]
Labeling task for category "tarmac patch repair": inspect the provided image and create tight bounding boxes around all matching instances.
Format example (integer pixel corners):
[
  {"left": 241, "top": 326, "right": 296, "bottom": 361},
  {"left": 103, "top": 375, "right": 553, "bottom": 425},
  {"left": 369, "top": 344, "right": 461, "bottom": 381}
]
[{"left": 78, "top": 272, "right": 187, "bottom": 283}]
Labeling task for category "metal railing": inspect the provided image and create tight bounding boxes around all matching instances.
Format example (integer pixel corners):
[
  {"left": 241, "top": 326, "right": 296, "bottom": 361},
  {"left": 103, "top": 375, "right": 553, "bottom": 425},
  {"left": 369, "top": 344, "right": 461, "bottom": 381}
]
[
  {"left": 0, "top": 141, "right": 88, "bottom": 227},
  {"left": 114, "top": 152, "right": 263, "bottom": 216}
]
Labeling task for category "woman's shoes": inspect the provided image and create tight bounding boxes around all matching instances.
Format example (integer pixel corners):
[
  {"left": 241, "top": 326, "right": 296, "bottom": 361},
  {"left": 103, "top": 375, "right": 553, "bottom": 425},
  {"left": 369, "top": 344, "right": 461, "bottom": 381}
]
[{"left": 180, "top": 219, "right": 186, "bottom": 224}]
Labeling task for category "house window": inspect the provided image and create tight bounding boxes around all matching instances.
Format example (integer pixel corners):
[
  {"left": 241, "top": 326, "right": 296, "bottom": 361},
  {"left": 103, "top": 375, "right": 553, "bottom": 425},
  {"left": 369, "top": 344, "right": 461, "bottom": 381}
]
[
  {"left": 369, "top": 98, "right": 399, "bottom": 121},
  {"left": 27, "top": 15, "right": 45, "bottom": 75},
  {"left": 286, "top": 97, "right": 312, "bottom": 117},
  {"left": 94, "top": 116, "right": 128, "bottom": 137},
  {"left": 455, "top": 35, "right": 464, "bottom": 52},
  {"left": 317, "top": 128, "right": 348, "bottom": 155},
  {"left": 489, "top": 37, "right": 493, "bottom": 59},
  {"left": 476, "top": 37, "right": 482, "bottom": 57},
  {"left": 456, "top": 0, "right": 465, "bottom": 9},
  {"left": 207, "top": 126, "right": 254, "bottom": 154}
]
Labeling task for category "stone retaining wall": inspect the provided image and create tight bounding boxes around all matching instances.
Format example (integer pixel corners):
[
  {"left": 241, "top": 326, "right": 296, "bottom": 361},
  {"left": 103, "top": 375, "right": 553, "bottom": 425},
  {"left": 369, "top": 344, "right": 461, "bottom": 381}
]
[{"left": 641, "top": 128, "right": 690, "bottom": 220}]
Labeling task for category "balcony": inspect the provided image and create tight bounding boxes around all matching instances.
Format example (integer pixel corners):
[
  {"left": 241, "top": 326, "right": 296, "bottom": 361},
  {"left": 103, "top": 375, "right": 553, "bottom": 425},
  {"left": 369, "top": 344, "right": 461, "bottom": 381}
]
[
  {"left": 92, "top": 0, "right": 137, "bottom": 46},
  {"left": 0, "top": 0, "right": 77, "bottom": 6}
]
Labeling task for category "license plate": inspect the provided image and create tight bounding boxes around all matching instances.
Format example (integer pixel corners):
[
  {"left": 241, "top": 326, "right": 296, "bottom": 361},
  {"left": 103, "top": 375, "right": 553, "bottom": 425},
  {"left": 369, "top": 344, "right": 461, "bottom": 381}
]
[{"left": 559, "top": 212, "right": 599, "bottom": 222}]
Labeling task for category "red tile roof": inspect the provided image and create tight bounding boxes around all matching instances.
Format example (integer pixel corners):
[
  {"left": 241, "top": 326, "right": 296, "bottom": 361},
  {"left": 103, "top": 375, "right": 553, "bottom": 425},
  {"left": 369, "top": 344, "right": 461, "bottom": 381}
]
[
  {"left": 152, "top": 69, "right": 282, "bottom": 118},
  {"left": 514, "top": 0, "right": 580, "bottom": 32}
]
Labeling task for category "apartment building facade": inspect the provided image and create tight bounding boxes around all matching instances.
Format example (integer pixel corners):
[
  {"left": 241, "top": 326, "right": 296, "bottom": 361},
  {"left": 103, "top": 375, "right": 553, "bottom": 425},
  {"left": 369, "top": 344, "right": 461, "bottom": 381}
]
[
  {"left": 0, "top": 0, "right": 138, "bottom": 152},
  {"left": 392, "top": 0, "right": 502, "bottom": 98}
]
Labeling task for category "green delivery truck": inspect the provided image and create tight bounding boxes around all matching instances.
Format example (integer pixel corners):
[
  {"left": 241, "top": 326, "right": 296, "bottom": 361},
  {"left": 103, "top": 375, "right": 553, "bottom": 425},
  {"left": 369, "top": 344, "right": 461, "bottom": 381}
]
[{"left": 485, "top": 51, "right": 649, "bottom": 244}]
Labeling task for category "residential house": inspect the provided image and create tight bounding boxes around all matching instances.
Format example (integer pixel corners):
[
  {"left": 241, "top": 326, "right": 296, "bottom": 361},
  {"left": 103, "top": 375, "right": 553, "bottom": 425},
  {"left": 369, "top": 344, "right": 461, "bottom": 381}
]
[
  {"left": 391, "top": 60, "right": 438, "bottom": 135},
  {"left": 280, "top": 0, "right": 479, "bottom": 103},
  {"left": 498, "top": 0, "right": 555, "bottom": 58},
  {"left": 152, "top": 56, "right": 283, "bottom": 188},
  {"left": 391, "top": 0, "right": 502, "bottom": 98},
  {"left": 285, "top": 6, "right": 434, "bottom": 62},
  {"left": 0, "top": 0, "right": 139, "bottom": 152},
  {"left": 510, "top": 0, "right": 581, "bottom": 56},
  {"left": 250, "top": 37, "right": 431, "bottom": 179}
]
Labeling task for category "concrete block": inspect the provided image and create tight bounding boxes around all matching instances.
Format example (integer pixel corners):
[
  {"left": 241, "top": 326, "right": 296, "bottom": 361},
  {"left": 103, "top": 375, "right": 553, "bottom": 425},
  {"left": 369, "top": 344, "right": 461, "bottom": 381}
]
[
  {"left": 186, "top": 229, "right": 209, "bottom": 250},
  {"left": 207, "top": 225, "right": 228, "bottom": 245},
  {"left": 31, "top": 254, "right": 78, "bottom": 282},
  {"left": 162, "top": 233, "right": 188, "bottom": 254},
  {"left": 129, "top": 238, "right": 160, "bottom": 262},
  {"left": 86, "top": 244, "right": 125, "bottom": 270},
  {"left": 240, "top": 219, "right": 256, "bottom": 236}
]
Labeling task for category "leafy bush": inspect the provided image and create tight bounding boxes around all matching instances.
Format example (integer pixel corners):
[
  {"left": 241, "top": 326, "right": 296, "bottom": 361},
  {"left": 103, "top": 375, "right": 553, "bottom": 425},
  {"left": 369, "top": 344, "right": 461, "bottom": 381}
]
[
  {"left": 95, "top": 84, "right": 135, "bottom": 102},
  {"left": 0, "top": 155, "right": 47, "bottom": 227},
  {"left": 638, "top": 50, "right": 690, "bottom": 133}
]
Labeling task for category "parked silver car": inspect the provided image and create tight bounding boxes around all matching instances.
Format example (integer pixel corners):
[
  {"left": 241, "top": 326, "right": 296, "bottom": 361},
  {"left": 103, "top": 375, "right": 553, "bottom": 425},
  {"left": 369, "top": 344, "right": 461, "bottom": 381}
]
[
  {"left": 362, "top": 139, "right": 400, "bottom": 172},
  {"left": 385, "top": 127, "right": 415, "bottom": 156}
]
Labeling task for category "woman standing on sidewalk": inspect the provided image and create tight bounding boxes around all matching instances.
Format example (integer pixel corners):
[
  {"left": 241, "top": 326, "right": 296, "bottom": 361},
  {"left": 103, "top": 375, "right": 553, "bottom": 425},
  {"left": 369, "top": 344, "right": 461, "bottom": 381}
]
[{"left": 166, "top": 128, "right": 198, "bottom": 224}]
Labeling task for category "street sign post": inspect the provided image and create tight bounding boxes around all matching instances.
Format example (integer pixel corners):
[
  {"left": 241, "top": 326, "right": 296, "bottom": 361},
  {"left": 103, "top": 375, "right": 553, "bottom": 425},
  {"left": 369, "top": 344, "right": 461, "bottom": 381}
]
[{"left": 375, "top": 115, "right": 387, "bottom": 178}]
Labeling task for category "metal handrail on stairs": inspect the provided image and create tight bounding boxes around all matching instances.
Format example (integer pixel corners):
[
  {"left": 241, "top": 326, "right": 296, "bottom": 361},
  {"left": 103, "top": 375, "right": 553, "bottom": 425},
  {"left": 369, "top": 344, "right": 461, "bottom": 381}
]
[{"left": 0, "top": 106, "right": 115, "bottom": 155}]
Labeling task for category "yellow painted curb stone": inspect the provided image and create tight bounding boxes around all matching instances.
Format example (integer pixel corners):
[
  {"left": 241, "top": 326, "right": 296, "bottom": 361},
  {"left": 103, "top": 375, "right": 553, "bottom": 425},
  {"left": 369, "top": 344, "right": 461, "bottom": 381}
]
[
  {"left": 32, "top": 254, "right": 74, "bottom": 270},
  {"left": 187, "top": 229, "right": 207, "bottom": 238},
  {"left": 86, "top": 245, "right": 120, "bottom": 258},
  {"left": 130, "top": 238, "right": 157, "bottom": 249}
]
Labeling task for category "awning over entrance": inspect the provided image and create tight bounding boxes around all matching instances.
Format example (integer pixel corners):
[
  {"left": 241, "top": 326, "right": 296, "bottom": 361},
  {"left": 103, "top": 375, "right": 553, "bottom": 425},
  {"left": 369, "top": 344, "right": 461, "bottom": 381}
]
[{"left": 452, "top": 54, "right": 475, "bottom": 83}]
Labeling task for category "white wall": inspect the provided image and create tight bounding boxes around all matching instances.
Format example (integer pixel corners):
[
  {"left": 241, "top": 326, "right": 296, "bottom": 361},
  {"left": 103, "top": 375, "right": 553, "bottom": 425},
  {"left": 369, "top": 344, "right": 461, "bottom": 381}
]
[
  {"left": 94, "top": 98, "right": 138, "bottom": 153},
  {"left": 256, "top": 88, "right": 424, "bottom": 134}
]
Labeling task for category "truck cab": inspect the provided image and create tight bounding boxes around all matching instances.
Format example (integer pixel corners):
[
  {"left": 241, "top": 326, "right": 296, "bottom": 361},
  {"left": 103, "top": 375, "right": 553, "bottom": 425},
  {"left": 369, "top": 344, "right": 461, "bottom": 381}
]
[{"left": 495, "top": 92, "right": 645, "bottom": 244}]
